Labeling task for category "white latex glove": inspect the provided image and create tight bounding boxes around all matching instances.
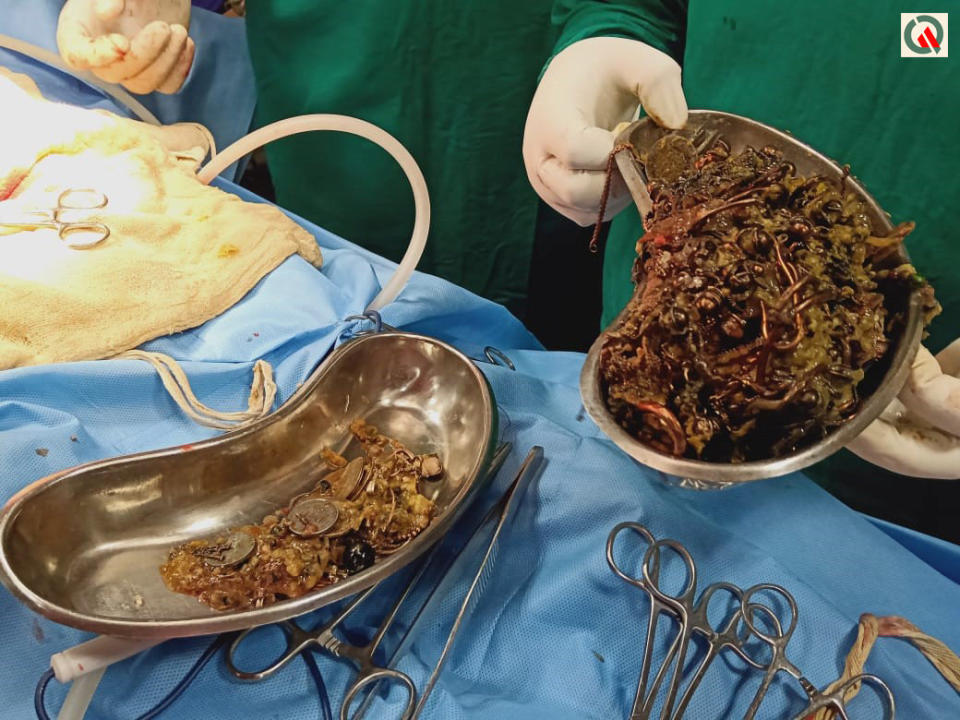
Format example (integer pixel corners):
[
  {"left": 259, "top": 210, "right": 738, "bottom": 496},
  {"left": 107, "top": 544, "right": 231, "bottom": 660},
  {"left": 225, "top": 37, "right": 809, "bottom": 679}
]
[
  {"left": 847, "top": 339, "right": 960, "bottom": 479},
  {"left": 523, "top": 37, "right": 688, "bottom": 227},
  {"left": 57, "top": 0, "right": 194, "bottom": 95}
]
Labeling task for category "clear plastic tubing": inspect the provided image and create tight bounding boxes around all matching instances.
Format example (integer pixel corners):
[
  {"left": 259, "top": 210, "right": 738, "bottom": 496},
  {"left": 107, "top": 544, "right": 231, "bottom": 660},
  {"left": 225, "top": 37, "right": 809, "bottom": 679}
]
[
  {"left": 49, "top": 635, "right": 161, "bottom": 720},
  {"left": 56, "top": 666, "right": 106, "bottom": 720},
  {"left": 198, "top": 115, "right": 431, "bottom": 312}
]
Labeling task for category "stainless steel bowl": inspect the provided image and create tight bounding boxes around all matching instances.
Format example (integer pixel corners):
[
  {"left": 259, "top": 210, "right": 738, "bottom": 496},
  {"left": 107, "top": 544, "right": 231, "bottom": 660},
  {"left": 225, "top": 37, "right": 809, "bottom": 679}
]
[
  {"left": 581, "top": 111, "right": 924, "bottom": 487},
  {"left": 0, "top": 332, "right": 497, "bottom": 637}
]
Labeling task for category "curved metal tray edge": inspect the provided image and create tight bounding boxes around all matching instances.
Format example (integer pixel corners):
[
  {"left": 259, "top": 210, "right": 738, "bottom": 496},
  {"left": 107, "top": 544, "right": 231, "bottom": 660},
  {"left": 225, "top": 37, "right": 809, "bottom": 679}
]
[
  {"left": 580, "top": 111, "right": 924, "bottom": 486},
  {"left": 0, "top": 331, "right": 499, "bottom": 638}
]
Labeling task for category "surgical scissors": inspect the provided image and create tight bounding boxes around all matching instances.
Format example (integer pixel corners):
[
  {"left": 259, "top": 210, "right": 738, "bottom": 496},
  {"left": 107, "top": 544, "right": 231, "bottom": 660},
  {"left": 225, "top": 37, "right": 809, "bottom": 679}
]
[
  {"left": 606, "top": 523, "right": 896, "bottom": 720},
  {"left": 0, "top": 188, "right": 110, "bottom": 249}
]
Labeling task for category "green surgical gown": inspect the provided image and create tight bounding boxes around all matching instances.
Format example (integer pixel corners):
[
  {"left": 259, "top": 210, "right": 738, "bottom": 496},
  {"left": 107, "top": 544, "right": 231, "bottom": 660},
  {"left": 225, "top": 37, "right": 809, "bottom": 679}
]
[{"left": 243, "top": 1, "right": 684, "bottom": 311}]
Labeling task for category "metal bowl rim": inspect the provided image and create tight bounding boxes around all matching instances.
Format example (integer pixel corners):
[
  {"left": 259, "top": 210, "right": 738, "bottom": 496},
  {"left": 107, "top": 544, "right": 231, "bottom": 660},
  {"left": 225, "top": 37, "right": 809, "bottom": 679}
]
[{"left": 580, "top": 110, "right": 924, "bottom": 486}]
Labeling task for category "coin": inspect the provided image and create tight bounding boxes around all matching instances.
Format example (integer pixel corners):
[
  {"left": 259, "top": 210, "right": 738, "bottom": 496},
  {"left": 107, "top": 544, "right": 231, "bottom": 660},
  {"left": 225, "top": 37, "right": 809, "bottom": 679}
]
[
  {"left": 198, "top": 531, "right": 255, "bottom": 567},
  {"left": 342, "top": 457, "right": 366, "bottom": 497},
  {"left": 287, "top": 498, "right": 340, "bottom": 537}
]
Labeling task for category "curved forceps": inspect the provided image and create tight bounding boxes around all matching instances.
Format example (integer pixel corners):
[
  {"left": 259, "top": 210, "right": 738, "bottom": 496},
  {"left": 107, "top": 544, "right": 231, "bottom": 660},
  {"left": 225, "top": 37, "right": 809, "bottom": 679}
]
[
  {"left": 636, "top": 540, "right": 784, "bottom": 719},
  {"left": 608, "top": 525, "right": 791, "bottom": 720},
  {"left": 0, "top": 188, "right": 110, "bottom": 249},
  {"left": 739, "top": 584, "right": 896, "bottom": 720},
  {"left": 227, "top": 579, "right": 418, "bottom": 720},
  {"left": 669, "top": 581, "right": 775, "bottom": 718},
  {"left": 607, "top": 524, "right": 703, "bottom": 719}
]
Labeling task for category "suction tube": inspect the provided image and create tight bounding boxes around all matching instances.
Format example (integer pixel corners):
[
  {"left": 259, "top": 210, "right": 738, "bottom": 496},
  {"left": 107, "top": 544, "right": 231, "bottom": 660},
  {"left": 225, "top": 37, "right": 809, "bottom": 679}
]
[{"left": 198, "top": 115, "right": 431, "bottom": 312}]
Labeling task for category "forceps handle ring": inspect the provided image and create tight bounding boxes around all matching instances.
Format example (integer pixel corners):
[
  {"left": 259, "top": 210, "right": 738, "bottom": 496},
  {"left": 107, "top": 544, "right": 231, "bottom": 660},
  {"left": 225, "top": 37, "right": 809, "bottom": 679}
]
[
  {"left": 342, "top": 669, "right": 417, "bottom": 720},
  {"left": 791, "top": 673, "right": 897, "bottom": 720},
  {"left": 226, "top": 620, "right": 314, "bottom": 681}
]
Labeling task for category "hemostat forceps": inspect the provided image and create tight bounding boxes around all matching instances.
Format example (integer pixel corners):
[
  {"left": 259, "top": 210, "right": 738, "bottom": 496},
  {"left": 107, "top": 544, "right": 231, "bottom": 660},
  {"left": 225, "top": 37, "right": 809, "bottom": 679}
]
[
  {"left": 606, "top": 522, "right": 896, "bottom": 720},
  {"left": 607, "top": 523, "right": 769, "bottom": 719},
  {"left": 227, "top": 567, "right": 423, "bottom": 720},
  {"left": 0, "top": 188, "right": 110, "bottom": 249},
  {"left": 738, "top": 584, "right": 896, "bottom": 720}
]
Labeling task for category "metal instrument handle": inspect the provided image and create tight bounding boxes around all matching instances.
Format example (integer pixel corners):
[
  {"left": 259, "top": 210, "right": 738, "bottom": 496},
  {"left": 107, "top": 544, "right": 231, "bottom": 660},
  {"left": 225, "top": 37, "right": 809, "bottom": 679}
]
[
  {"left": 226, "top": 620, "right": 315, "bottom": 681},
  {"left": 349, "top": 442, "right": 514, "bottom": 720},
  {"left": 342, "top": 667, "right": 417, "bottom": 720},
  {"left": 410, "top": 446, "right": 545, "bottom": 719},
  {"left": 740, "top": 595, "right": 798, "bottom": 720},
  {"left": 791, "top": 673, "right": 897, "bottom": 720},
  {"left": 640, "top": 539, "right": 698, "bottom": 610},
  {"left": 56, "top": 189, "right": 108, "bottom": 210},
  {"left": 672, "top": 583, "right": 756, "bottom": 719},
  {"left": 57, "top": 222, "right": 110, "bottom": 248},
  {"left": 605, "top": 522, "right": 658, "bottom": 590},
  {"left": 740, "top": 584, "right": 799, "bottom": 646}
]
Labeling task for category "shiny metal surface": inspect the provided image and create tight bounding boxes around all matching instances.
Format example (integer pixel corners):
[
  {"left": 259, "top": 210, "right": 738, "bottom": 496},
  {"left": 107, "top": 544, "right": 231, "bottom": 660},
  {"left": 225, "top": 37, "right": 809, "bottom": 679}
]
[
  {"left": 0, "top": 332, "right": 497, "bottom": 638},
  {"left": 606, "top": 521, "right": 895, "bottom": 719},
  {"left": 226, "top": 445, "right": 540, "bottom": 720},
  {"left": 409, "top": 446, "right": 544, "bottom": 719},
  {"left": 581, "top": 111, "right": 925, "bottom": 486},
  {"left": 0, "top": 188, "right": 111, "bottom": 249}
]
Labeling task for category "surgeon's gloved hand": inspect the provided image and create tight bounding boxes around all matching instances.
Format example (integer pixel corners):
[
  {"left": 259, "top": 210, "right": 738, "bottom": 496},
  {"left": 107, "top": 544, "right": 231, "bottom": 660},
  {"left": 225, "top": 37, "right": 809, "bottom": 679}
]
[
  {"left": 847, "top": 339, "right": 960, "bottom": 479},
  {"left": 57, "top": 0, "right": 194, "bottom": 95},
  {"left": 523, "top": 37, "right": 687, "bottom": 227}
]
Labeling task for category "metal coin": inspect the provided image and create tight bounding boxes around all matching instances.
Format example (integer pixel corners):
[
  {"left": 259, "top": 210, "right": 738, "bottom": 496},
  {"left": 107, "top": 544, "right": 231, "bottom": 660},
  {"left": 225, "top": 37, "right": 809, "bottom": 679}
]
[
  {"left": 341, "top": 457, "right": 366, "bottom": 498},
  {"left": 198, "top": 531, "right": 255, "bottom": 567},
  {"left": 322, "top": 457, "right": 365, "bottom": 499},
  {"left": 287, "top": 498, "right": 340, "bottom": 537}
]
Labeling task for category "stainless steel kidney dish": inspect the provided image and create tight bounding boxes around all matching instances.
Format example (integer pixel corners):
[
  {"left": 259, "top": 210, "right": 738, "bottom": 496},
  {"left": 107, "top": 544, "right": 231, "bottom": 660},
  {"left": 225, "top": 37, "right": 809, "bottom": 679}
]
[
  {"left": 581, "top": 111, "right": 925, "bottom": 488},
  {"left": 0, "top": 332, "right": 497, "bottom": 638}
]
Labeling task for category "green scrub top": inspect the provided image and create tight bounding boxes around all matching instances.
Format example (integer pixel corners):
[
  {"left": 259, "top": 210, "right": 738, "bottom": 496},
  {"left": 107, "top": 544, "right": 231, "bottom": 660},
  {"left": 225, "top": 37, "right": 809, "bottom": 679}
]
[{"left": 243, "top": 1, "right": 686, "bottom": 311}]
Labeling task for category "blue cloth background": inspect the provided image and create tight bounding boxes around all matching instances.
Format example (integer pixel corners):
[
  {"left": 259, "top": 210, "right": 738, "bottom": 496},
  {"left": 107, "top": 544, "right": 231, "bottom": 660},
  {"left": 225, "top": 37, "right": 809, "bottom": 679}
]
[{"left": 2, "top": 11, "right": 960, "bottom": 720}]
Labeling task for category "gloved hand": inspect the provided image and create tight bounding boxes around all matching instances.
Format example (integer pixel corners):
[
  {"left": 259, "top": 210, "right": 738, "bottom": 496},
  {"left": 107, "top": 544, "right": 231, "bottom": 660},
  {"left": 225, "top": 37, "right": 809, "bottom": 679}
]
[
  {"left": 523, "top": 37, "right": 688, "bottom": 227},
  {"left": 57, "top": 0, "right": 194, "bottom": 95},
  {"left": 847, "top": 340, "right": 960, "bottom": 479}
]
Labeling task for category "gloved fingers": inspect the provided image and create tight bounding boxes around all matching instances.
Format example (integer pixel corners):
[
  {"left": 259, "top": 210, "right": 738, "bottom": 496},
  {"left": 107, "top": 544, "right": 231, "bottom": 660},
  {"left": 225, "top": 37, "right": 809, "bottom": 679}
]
[
  {"left": 898, "top": 345, "right": 960, "bottom": 437},
  {"left": 538, "top": 158, "right": 615, "bottom": 211},
  {"left": 94, "top": 0, "right": 126, "bottom": 21},
  {"left": 122, "top": 23, "right": 188, "bottom": 94},
  {"left": 936, "top": 338, "right": 960, "bottom": 377},
  {"left": 534, "top": 161, "right": 631, "bottom": 226},
  {"left": 89, "top": 21, "right": 172, "bottom": 83},
  {"left": 636, "top": 70, "right": 688, "bottom": 130},
  {"left": 534, "top": 186, "right": 604, "bottom": 227},
  {"left": 156, "top": 35, "right": 194, "bottom": 94},
  {"left": 57, "top": 16, "right": 130, "bottom": 70},
  {"left": 847, "top": 408, "right": 960, "bottom": 480},
  {"left": 549, "top": 125, "right": 620, "bottom": 172},
  {"left": 552, "top": 192, "right": 631, "bottom": 227}
]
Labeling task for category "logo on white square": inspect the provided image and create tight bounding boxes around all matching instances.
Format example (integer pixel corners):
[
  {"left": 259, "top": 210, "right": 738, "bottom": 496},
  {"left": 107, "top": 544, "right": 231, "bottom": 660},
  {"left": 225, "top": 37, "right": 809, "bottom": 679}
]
[{"left": 901, "top": 13, "right": 949, "bottom": 58}]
